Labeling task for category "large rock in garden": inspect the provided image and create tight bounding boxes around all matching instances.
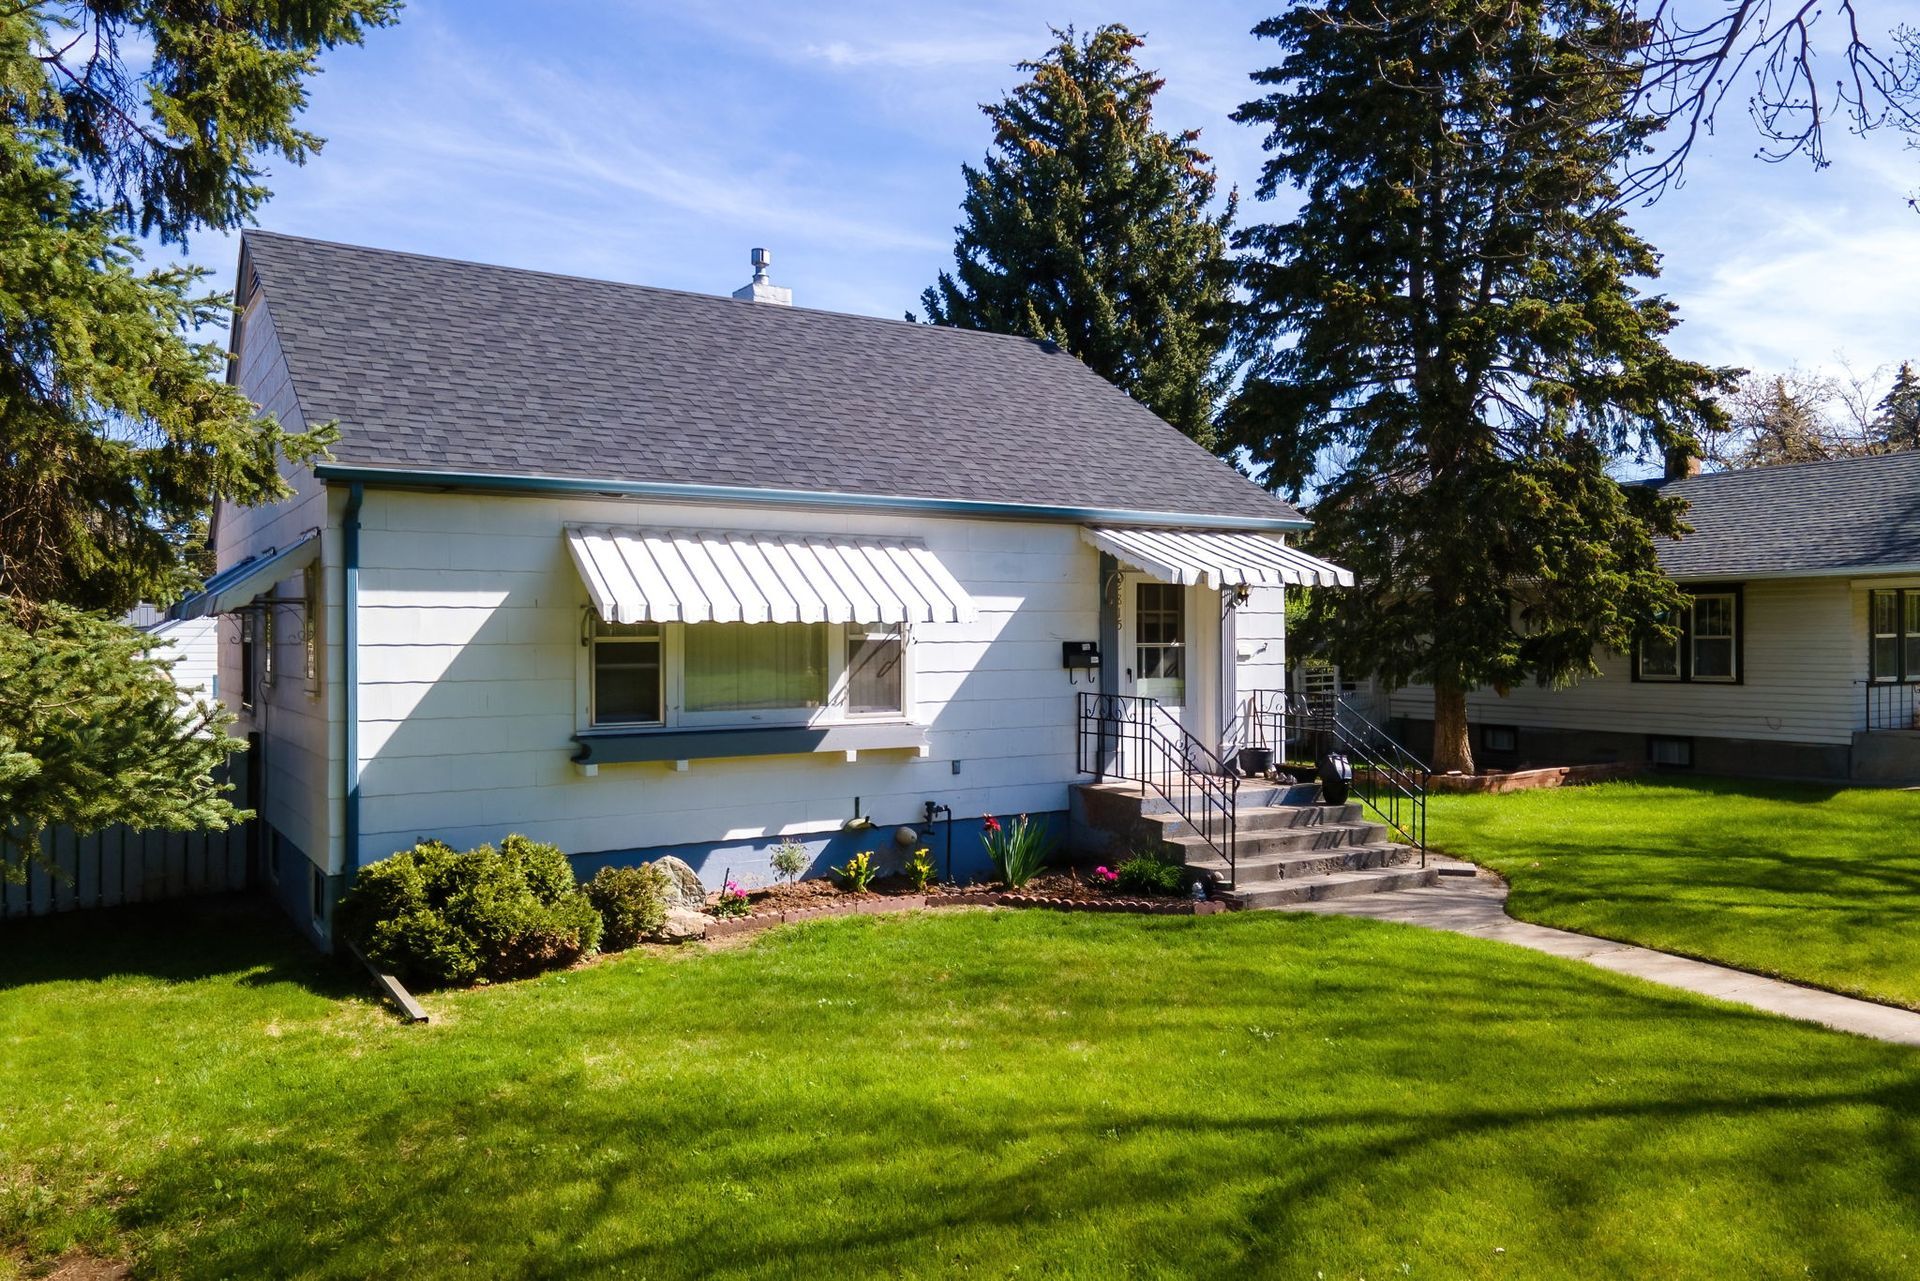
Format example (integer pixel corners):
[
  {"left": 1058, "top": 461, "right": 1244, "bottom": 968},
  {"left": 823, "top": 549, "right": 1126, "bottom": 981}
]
[
  {"left": 648, "top": 856, "right": 707, "bottom": 911},
  {"left": 659, "top": 907, "right": 709, "bottom": 943}
]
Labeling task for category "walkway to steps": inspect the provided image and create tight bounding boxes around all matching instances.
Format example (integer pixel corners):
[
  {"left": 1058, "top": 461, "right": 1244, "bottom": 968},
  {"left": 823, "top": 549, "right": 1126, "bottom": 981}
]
[{"left": 1275, "top": 865, "right": 1920, "bottom": 1048}]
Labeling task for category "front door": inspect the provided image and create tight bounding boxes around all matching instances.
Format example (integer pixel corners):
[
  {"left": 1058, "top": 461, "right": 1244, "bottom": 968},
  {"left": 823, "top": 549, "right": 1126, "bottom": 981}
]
[{"left": 1120, "top": 575, "right": 1189, "bottom": 731}]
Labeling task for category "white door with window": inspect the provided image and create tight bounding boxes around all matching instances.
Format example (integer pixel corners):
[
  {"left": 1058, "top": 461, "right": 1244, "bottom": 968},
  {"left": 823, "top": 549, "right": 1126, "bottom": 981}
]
[{"left": 1119, "top": 575, "right": 1190, "bottom": 732}]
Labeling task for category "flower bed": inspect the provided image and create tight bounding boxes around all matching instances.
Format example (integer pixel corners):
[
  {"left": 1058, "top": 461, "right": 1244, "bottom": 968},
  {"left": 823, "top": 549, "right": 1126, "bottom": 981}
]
[{"left": 698, "top": 868, "right": 1221, "bottom": 940}]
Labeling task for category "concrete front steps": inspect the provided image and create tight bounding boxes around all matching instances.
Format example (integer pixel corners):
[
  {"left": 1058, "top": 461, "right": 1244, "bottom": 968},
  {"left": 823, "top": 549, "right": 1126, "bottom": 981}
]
[{"left": 1068, "top": 779, "right": 1436, "bottom": 909}]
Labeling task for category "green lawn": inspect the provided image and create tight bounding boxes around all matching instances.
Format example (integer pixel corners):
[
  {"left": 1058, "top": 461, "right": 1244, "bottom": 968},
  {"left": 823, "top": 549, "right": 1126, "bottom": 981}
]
[
  {"left": 4, "top": 900, "right": 1920, "bottom": 1278},
  {"left": 1429, "top": 775, "right": 1920, "bottom": 1009}
]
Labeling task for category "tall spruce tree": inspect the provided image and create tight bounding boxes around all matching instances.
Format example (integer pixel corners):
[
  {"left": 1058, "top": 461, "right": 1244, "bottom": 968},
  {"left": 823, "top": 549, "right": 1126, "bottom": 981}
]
[
  {"left": 1874, "top": 362, "right": 1920, "bottom": 452},
  {"left": 918, "top": 25, "right": 1237, "bottom": 447},
  {"left": 0, "top": 2, "right": 392, "bottom": 856},
  {"left": 1230, "top": 0, "right": 1733, "bottom": 774}
]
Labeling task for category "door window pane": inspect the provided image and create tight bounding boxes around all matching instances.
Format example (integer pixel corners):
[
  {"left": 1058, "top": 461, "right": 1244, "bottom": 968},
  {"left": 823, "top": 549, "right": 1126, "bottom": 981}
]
[
  {"left": 592, "top": 621, "right": 662, "bottom": 725},
  {"left": 1135, "top": 582, "right": 1185, "bottom": 703},
  {"left": 847, "top": 625, "right": 903, "bottom": 715},
  {"left": 685, "top": 622, "right": 827, "bottom": 712}
]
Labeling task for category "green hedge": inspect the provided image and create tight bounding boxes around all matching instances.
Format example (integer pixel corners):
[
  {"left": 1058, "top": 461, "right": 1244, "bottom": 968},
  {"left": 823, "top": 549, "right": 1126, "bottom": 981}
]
[{"left": 337, "top": 834, "right": 603, "bottom": 987}]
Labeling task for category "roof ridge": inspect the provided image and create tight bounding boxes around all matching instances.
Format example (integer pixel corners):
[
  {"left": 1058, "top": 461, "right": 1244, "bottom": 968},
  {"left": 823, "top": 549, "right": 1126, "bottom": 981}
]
[{"left": 241, "top": 229, "right": 1064, "bottom": 351}]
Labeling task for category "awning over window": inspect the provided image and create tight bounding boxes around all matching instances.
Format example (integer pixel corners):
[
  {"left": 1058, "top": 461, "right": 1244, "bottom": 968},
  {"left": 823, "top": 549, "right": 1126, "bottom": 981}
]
[
  {"left": 566, "top": 525, "right": 978, "bottom": 625},
  {"left": 169, "top": 533, "right": 321, "bottom": 620},
  {"left": 1084, "top": 526, "right": 1354, "bottom": 589}
]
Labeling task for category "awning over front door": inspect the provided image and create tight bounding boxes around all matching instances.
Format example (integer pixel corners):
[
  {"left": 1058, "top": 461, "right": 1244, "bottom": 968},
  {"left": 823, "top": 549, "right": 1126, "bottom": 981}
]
[
  {"left": 1083, "top": 526, "right": 1353, "bottom": 589},
  {"left": 566, "top": 525, "right": 978, "bottom": 625},
  {"left": 169, "top": 532, "right": 321, "bottom": 620}
]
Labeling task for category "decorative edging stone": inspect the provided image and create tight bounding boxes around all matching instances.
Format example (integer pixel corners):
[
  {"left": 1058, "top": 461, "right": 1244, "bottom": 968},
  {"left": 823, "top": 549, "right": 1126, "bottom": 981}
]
[{"left": 694, "top": 890, "right": 1224, "bottom": 941}]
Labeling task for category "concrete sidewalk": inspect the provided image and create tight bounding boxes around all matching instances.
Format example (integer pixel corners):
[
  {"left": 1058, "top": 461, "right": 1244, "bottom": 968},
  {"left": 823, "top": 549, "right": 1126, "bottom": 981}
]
[{"left": 1277, "top": 864, "right": 1920, "bottom": 1047}]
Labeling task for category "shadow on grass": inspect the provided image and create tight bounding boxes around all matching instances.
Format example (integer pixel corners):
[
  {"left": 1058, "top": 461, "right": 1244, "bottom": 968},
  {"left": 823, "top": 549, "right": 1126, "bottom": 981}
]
[
  {"left": 88, "top": 913, "right": 1920, "bottom": 1279},
  {"left": 0, "top": 893, "right": 356, "bottom": 998}
]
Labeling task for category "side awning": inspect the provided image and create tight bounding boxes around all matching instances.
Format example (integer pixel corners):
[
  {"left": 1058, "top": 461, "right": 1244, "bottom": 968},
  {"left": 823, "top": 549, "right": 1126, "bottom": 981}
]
[
  {"left": 1084, "top": 527, "right": 1353, "bottom": 589},
  {"left": 169, "top": 532, "right": 321, "bottom": 620},
  {"left": 566, "top": 525, "right": 978, "bottom": 625}
]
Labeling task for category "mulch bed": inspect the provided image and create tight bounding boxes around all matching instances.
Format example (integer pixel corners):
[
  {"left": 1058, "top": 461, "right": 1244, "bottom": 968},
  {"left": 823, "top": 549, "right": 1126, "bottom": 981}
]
[{"left": 701, "top": 868, "right": 1221, "bottom": 940}]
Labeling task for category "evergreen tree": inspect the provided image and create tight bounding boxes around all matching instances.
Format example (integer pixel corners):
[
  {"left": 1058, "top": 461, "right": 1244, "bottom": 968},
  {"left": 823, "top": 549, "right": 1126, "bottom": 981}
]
[
  {"left": 2, "top": 1, "right": 392, "bottom": 614},
  {"left": 918, "top": 25, "right": 1237, "bottom": 447},
  {"left": 1231, "top": 0, "right": 1733, "bottom": 774},
  {"left": 1874, "top": 361, "right": 1920, "bottom": 452},
  {"left": 0, "top": 2, "right": 392, "bottom": 856},
  {"left": 0, "top": 601, "right": 242, "bottom": 852}
]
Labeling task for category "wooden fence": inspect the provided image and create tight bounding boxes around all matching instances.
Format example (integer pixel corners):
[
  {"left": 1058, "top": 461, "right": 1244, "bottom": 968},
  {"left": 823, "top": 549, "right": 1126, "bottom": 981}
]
[{"left": 1, "top": 759, "right": 257, "bottom": 920}]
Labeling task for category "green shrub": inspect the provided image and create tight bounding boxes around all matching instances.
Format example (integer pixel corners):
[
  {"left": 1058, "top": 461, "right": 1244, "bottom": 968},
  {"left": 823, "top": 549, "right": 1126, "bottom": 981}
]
[
  {"left": 1113, "top": 854, "right": 1186, "bottom": 896},
  {"left": 337, "top": 835, "right": 602, "bottom": 987},
  {"left": 586, "top": 863, "right": 671, "bottom": 951}
]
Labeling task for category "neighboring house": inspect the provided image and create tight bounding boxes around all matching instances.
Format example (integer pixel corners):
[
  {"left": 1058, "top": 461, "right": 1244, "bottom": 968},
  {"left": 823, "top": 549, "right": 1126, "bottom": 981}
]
[
  {"left": 1388, "top": 451, "right": 1920, "bottom": 782},
  {"left": 176, "top": 233, "right": 1349, "bottom": 947},
  {"left": 125, "top": 604, "right": 220, "bottom": 708}
]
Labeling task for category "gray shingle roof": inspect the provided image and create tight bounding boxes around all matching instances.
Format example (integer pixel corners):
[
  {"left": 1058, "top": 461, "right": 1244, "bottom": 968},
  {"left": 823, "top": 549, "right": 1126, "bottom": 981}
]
[
  {"left": 240, "top": 232, "right": 1304, "bottom": 525},
  {"left": 1654, "top": 451, "right": 1920, "bottom": 578}
]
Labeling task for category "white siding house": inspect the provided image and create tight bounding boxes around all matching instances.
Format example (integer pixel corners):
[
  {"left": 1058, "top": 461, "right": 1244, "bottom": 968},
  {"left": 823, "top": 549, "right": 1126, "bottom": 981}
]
[
  {"left": 184, "top": 234, "right": 1345, "bottom": 947},
  {"left": 1385, "top": 453, "right": 1920, "bottom": 782}
]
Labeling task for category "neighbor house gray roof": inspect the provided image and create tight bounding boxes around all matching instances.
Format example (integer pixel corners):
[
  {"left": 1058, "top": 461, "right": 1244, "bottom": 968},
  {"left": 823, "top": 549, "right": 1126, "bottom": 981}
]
[
  {"left": 1653, "top": 450, "right": 1920, "bottom": 578},
  {"left": 238, "top": 232, "right": 1305, "bottom": 526}
]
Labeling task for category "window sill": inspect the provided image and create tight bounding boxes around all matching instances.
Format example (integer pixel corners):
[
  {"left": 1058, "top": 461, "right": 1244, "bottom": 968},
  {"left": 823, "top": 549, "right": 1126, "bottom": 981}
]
[{"left": 571, "top": 721, "right": 929, "bottom": 766}]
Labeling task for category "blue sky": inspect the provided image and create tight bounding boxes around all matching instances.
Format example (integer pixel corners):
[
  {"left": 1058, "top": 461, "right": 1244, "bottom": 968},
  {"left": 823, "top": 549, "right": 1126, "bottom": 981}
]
[{"left": 187, "top": 0, "right": 1919, "bottom": 382}]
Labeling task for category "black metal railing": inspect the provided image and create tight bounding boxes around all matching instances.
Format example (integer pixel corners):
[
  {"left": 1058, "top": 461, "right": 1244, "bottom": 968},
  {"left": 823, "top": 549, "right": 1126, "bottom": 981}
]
[
  {"left": 1075, "top": 691, "right": 1240, "bottom": 887},
  {"left": 1241, "top": 690, "right": 1430, "bottom": 864},
  {"left": 1860, "top": 680, "right": 1920, "bottom": 732}
]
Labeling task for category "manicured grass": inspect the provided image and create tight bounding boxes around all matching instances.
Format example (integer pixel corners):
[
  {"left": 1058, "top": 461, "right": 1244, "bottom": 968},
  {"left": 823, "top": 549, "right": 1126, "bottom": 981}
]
[
  {"left": 1429, "top": 776, "right": 1920, "bottom": 1009},
  {"left": 3, "top": 899, "right": 1919, "bottom": 1278}
]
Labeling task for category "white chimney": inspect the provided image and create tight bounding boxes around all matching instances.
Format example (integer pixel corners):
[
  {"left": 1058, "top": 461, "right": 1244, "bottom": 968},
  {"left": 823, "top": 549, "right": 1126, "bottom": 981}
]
[{"left": 732, "top": 247, "right": 792, "bottom": 306}]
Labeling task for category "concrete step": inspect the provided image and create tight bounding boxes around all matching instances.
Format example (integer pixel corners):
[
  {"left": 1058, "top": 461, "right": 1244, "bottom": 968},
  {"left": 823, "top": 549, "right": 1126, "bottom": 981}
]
[
  {"left": 1073, "top": 779, "right": 1323, "bottom": 818},
  {"left": 1167, "top": 821, "right": 1390, "bottom": 861},
  {"left": 1122, "top": 803, "right": 1368, "bottom": 845},
  {"left": 1186, "top": 842, "right": 1418, "bottom": 884},
  {"left": 1223, "top": 864, "right": 1438, "bottom": 910}
]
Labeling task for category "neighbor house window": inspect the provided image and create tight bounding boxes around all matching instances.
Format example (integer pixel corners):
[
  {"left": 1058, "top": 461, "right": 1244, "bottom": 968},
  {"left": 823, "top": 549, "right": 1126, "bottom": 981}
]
[
  {"left": 684, "top": 621, "right": 827, "bottom": 715},
  {"left": 1869, "top": 589, "right": 1920, "bottom": 683},
  {"left": 302, "top": 563, "right": 320, "bottom": 688},
  {"left": 591, "top": 620, "right": 663, "bottom": 726},
  {"left": 238, "top": 613, "right": 257, "bottom": 712},
  {"left": 1481, "top": 724, "right": 1518, "bottom": 754},
  {"left": 846, "top": 624, "right": 904, "bottom": 716},
  {"left": 1648, "top": 736, "right": 1693, "bottom": 768},
  {"left": 1635, "top": 587, "right": 1741, "bottom": 683},
  {"left": 1135, "top": 582, "right": 1185, "bottom": 702},
  {"left": 261, "top": 604, "right": 277, "bottom": 690}
]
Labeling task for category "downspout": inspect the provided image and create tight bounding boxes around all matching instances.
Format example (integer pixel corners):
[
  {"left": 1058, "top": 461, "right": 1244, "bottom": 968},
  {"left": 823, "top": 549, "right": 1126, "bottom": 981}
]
[{"left": 343, "top": 482, "right": 364, "bottom": 881}]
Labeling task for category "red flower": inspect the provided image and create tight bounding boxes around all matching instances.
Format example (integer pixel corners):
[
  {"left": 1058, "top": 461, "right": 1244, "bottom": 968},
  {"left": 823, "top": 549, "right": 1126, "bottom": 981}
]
[{"left": 982, "top": 814, "right": 1001, "bottom": 833}]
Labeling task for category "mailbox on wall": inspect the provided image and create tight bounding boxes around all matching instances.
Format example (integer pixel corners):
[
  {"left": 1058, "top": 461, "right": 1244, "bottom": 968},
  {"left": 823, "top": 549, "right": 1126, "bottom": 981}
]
[{"left": 1062, "top": 640, "right": 1101, "bottom": 679}]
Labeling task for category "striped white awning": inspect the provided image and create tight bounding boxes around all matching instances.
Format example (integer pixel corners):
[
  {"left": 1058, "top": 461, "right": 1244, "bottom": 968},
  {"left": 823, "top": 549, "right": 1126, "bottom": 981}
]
[
  {"left": 1084, "top": 527, "right": 1354, "bottom": 589},
  {"left": 566, "top": 526, "right": 978, "bottom": 625}
]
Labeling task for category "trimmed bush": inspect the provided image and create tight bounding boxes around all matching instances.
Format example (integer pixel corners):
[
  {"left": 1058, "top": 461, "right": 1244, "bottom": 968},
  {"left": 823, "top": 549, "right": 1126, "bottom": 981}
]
[
  {"left": 1113, "top": 854, "right": 1186, "bottom": 896},
  {"left": 587, "top": 863, "right": 671, "bottom": 951},
  {"left": 337, "top": 835, "right": 602, "bottom": 987}
]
